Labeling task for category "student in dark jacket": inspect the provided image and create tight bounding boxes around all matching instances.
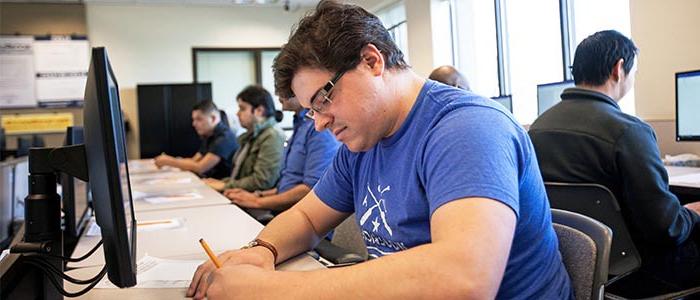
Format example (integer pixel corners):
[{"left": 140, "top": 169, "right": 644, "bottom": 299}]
[
  {"left": 529, "top": 30, "right": 700, "bottom": 294},
  {"left": 155, "top": 100, "right": 238, "bottom": 179}
]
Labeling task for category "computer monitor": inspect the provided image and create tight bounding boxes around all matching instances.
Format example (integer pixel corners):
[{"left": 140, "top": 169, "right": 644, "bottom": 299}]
[
  {"left": 676, "top": 70, "right": 700, "bottom": 141},
  {"left": 537, "top": 80, "right": 575, "bottom": 115},
  {"left": 12, "top": 158, "right": 27, "bottom": 223},
  {"left": 0, "top": 160, "right": 13, "bottom": 248},
  {"left": 0, "top": 127, "right": 5, "bottom": 154},
  {"left": 61, "top": 126, "right": 91, "bottom": 240},
  {"left": 82, "top": 47, "right": 137, "bottom": 287},
  {"left": 491, "top": 95, "right": 513, "bottom": 113}
]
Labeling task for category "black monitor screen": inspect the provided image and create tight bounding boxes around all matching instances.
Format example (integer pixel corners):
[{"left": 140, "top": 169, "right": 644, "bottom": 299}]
[
  {"left": 537, "top": 80, "right": 575, "bottom": 115},
  {"left": 61, "top": 126, "right": 91, "bottom": 238},
  {"left": 83, "top": 47, "right": 136, "bottom": 287},
  {"left": 676, "top": 70, "right": 700, "bottom": 141},
  {"left": 491, "top": 95, "right": 513, "bottom": 113}
]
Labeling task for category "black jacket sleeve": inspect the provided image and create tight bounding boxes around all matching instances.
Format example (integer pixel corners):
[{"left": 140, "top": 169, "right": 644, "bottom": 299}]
[{"left": 615, "top": 122, "right": 700, "bottom": 245}]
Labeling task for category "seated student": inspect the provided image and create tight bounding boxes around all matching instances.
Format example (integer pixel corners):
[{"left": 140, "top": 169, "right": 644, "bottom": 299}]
[
  {"left": 189, "top": 2, "right": 572, "bottom": 299},
  {"left": 224, "top": 96, "right": 339, "bottom": 212},
  {"left": 154, "top": 100, "right": 238, "bottom": 179},
  {"left": 204, "top": 85, "right": 286, "bottom": 192},
  {"left": 529, "top": 30, "right": 700, "bottom": 294},
  {"left": 428, "top": 65, "right": 471, "bottom": 91}
]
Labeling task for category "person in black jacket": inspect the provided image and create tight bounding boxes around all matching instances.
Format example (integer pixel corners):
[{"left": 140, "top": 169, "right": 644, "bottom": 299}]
[
  {"left": 155, "top": 100, "right": 238, "bottom": 179},
  {"left": 529, "top": 30, "right": 700, "bottom": 294}
]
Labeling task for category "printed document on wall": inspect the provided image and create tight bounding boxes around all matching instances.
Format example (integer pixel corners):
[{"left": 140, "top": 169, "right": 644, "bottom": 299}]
[
  {"left": 33, "top": 36, "right": 90, "bottom": 106},
  {"left": 0, "top": 36, "right": 37, "bottom": 108}
]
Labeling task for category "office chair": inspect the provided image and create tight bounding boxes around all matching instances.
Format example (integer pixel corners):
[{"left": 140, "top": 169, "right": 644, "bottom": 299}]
[
  {"left": 545, "top": 182, "right": 640, "bottom": 277},
  {"left": 552, "top": 209, "right": 612, "bottom": 300},
  {"left": 315, "top": 214, "right": 367, "bottom": 266},
  {"left": 545, "top": 182, "right": 700, "bottom": 300}
]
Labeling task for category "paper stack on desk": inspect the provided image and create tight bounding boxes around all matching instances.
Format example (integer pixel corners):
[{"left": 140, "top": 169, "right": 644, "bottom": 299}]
[
  {"left": 95, "top": 255, "right": 203, "bottom": 289},
  {"left": 131, "top": 190, "right": 203, "bottom": 204},
  {"left": 85, "top": 218, "right": 186, "bottom": 236}
]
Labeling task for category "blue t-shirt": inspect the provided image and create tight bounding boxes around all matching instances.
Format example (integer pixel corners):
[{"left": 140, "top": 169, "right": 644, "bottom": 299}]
[
  {"left": 277, "top": 110, "right": 339, "bottom": 193},
  {"left": 314, "top": 80, "right": 572, "bottom": 299}
]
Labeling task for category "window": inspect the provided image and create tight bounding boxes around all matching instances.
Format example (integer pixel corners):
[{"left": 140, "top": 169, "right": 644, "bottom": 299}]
[
  {"left": 572, "top": 0, "right": 635, "bottom": 115},
  {"left": 376, "top": 1, "right": 409, "bottom": 62},
  {"left": 505, "top": 0, "right": 563, "bottom": 124},
  {"left": 193, "top": 48, "right": 290, "bottom": 134},
  {"left": 452, "top": 0, "right": 499, "bottom": 98},
  {"left": 431, "top": 0, "right": 456, "bottom": 67}
]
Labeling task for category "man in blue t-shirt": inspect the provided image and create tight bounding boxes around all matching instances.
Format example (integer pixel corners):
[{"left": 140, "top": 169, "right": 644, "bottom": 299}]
[
  {"left": 188, "top": 2, "right": 573, "bottom": 299},
  {"left": 223, "top": 96, "right": 339, "bottom": 213}
]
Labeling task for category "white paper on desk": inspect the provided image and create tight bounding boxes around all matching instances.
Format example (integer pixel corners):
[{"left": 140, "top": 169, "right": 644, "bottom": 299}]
[
  {"left": 143, "top": 192, "right": 203, "bottom": 204},
  {"left": 129, "top": 165, "right": 179, "bottom": 175},
  {"left": 85, "top": 221, "right": 101, "bottom": 237},
  {"left": 136, "top": 177, "right": 193, "bottom": 186},
  {"left": 95, "top": 255, "right": 203, "bottom": 289},
  {"left": 84, "top": 218, "right": 185, "bottom": 236},
  {"left": 130, "top": 171, "right": 188, "bottom": 181},
  {"left": 0, "top": 249, "right": 9, "bottom": 264},
  {"left": 669, "top": 172, "right": 700, "bottom": 186},
  {"left": 136, "top": 218, "right": 185, "bottom": 232}
]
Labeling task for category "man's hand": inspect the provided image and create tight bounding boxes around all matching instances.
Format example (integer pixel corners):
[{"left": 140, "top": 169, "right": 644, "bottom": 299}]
[
  {"left": 206, "top": 264, "right": 276, "bottom": 300},
  {"left": 154, "top": 154, "right": 173, "bottom": 168},
  {"left": 224, "top": 189, "right": 261, "bottom": 208},
  {"left": 203, "top": 178, "right": 226, "bottom": 192},
  {"left": 685, "top": 201, "right": 700, "bottom": 215},
  {"left": 187, "top": 246, "right": 275, "bottom": 299}
]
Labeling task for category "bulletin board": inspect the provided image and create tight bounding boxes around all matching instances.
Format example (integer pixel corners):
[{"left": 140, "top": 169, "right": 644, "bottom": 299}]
[{"left": 0, "top": 35, "right": 89, "bottom": 109}]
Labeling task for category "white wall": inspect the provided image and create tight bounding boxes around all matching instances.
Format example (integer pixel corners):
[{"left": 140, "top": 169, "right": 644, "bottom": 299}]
[
  {"left": 404, "top": 0, "right": 435, "bottom": 77},
  {"left": 85, "top": 4, "right": 305, "bottom": 157},
  {"left": 630, "top": 0, "right": 700, "bottom": 121}
]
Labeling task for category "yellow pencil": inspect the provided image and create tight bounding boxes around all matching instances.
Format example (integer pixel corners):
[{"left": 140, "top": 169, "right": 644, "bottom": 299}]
[{"left": 199, "top": 238, "right": 222, "bottom": 268}]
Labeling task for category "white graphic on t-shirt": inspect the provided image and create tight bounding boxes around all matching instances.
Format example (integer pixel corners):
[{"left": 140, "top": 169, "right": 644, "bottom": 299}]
[{"left": 360, "top": 184, "right": 393, "bottom": 236}]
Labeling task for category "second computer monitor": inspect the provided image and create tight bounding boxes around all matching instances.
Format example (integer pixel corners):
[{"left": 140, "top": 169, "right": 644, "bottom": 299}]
[
  {"left": 61, "top": 126, "right": 91, "bottom": 239},
  {"left": 537, "top": 80, "right": 575, "bottom": 116},
  {"left": 676, "top": 70, "right": 700, "bottom": 141},
  {"left": 491, "top": 95, "right": 513, "bottom": 113}
]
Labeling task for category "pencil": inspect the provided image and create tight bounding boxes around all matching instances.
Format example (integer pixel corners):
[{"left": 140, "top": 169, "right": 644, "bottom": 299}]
[{"left": 199, "top": 238, "right": 222, "bottom": 268}]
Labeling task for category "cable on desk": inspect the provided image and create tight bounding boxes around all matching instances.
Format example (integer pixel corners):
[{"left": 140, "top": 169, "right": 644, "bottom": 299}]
[
  {"left": 21, "top": 259, "right": 108, "bottom": 298},
  {"left": 23, "top": 256, "right": 104, "bottom": 285},
  {"left": 40, "top": 240, "right": 104, "bottom": 263}
]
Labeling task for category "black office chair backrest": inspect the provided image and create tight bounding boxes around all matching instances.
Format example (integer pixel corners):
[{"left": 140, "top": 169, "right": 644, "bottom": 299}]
[{"left": 545, "top": 182, "right": 641, "bottom": 276}]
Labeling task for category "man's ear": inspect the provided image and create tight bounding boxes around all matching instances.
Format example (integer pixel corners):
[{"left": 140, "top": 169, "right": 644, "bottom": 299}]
[
  {"left": 360, "top": 43, "right": 385, "bottom": 76},
  {"left": 611, "top": 58, "right": 625, "bottom": 82}
]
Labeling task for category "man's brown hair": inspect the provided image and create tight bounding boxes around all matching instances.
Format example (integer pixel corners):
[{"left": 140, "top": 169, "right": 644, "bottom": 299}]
[{"left": 273, "top": 0, "right": 409, "bottom": 99}]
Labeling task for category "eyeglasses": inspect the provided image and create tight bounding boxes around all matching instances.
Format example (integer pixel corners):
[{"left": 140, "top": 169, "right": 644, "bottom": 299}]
[{"left": 305, "top": 70, "right": 346, "bottom": 120}]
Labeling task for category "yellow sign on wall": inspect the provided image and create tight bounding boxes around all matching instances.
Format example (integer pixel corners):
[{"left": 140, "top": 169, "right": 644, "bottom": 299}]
[{"left": 1, "top": 113, "right": 74, "bottom": 134}]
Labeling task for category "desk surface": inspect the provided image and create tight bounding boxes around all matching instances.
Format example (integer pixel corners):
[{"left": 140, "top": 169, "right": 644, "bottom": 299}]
[
  {"left": 65, "top": 254, "right": 324, "bottom": 300},
  {"left": 667, "top": 166, "right": 700, "bottom": 189},
  {"left": 69, "top": 204, "right": 264, "bottom": 269},
  {"left": 128, "top": 170, "right": 230, "bottom": 212}
]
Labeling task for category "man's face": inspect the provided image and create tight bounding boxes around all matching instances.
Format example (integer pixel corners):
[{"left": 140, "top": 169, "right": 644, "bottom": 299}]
[
  {"left": 191, "top": 110, "right": 215, "bottom": 137},
  {"left": 291, "top": 66, "right": 390, "bottom": 152},
  {"left": 237, "top": 99, "right": 255, "bottom": 130}
]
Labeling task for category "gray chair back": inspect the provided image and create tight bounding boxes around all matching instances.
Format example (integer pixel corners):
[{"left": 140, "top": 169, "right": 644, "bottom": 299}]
[
  {"left": 552, "top": 209, "right": 612, "bottom": 300},
  {"left": 331, "top": 214, "right": 368, "bottom": 260},
  {"left": 545, "top": 182, "right": 641, "bottom": 276}
]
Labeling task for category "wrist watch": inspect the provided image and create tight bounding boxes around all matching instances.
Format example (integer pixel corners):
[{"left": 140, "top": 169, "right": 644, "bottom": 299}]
[{"left": 242, "top": 238, "right": 278, "bottom": 262}]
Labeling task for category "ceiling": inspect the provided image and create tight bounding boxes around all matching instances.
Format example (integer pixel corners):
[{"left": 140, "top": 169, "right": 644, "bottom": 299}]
[{"left": 0, "top": 0, "right": 329, "bottom": 7}]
